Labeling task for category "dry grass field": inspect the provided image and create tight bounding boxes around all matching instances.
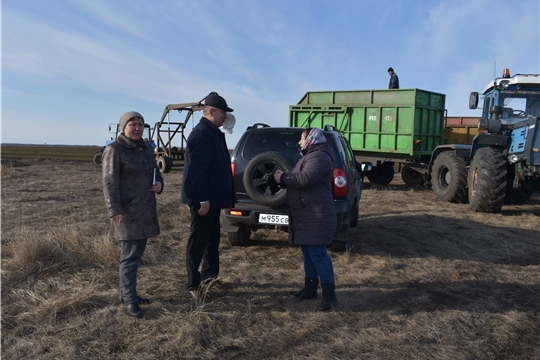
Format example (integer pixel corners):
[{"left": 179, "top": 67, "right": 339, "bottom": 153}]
[{"left": 1, "top": 156, "right": 539, "bottom": 359}]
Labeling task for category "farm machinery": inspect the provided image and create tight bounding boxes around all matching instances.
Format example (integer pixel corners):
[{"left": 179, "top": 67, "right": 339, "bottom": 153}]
[
  {"left": 289, "top": 68, "right": 539, "bottom": 212},
  {"left": 430, "top": 68, "right": 540, "bottom": 212},
  {"left": 94, "top": 92, "right": 217, "bottom": 173}
]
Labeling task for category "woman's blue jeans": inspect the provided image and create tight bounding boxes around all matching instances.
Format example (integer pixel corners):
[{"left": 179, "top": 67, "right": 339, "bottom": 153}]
[{"left": 300, "top": 245, "right": 335, "bottom": 284}]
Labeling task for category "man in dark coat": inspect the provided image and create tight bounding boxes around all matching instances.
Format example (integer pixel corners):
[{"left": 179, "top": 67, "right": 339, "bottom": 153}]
[
  {"left": 274, "top": 128, "right": 339, "bottom": 311},
  {"left": 180, "top": 93, "right": 235, "bottom": 300},
  {"left": 388, "top": 67, "right": 400, "bottom": 89}
]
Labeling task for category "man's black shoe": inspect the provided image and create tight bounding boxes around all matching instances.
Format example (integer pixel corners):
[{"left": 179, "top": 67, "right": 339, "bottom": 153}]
[
  {"left": 124, "top": 303, "right": 144, "bottom": 318},
  {"left": 119, "top": 296, "right": 151, "bottom": 305}
]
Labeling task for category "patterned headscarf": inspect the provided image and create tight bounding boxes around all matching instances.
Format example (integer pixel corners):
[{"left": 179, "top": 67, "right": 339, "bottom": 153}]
[{"left": 301, "top": 128, "right": 327, "bottom": 150}]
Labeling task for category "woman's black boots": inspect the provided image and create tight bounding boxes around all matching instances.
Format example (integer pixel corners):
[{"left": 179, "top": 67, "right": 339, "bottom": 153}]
[
  {"left": 290, "top": 277, "right": 319, "bottom": 299},
  {"left": 318, "top": 283, "right": 338, "bottom": 311}
]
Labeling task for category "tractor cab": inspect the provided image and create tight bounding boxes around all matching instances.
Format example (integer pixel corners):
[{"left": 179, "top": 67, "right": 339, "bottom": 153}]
[{"left": 469, "top": 68, "right": 540, "bottom": 134}]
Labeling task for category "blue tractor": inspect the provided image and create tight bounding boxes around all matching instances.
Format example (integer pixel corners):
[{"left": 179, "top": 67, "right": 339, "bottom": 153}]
[{"left": 430, "top": 68, "right": 540, "bottom": 212}]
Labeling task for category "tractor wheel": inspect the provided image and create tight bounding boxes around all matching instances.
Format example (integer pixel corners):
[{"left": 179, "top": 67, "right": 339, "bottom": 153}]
[
  {"left": 401, "top": 165, "right": 425, "bottom": 186},
  {"left": 93, "top": 151, "right": 103, "bottom": 166},
  {"left": 367, "top": 162, "right": 394, "bottom": 185},
  {"left": 468, "top": 147, "right": 507, "bottom": 213},
  {"left": 157, "top": 156, "right": 172, "bottom": 173},
  {"left": 243, "top": 151, "right": 292, "bottom": 207},
  {"left": 227, "top": 226, "right": 251, "bottom": 246},
  {"left": 431, "top": 151, "right": 468, "bottom": 203}
]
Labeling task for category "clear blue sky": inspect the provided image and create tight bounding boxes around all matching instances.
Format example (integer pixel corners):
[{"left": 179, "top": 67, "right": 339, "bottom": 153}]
[{"left": 2, "top": 0, "right": 539, "bottom": 147}]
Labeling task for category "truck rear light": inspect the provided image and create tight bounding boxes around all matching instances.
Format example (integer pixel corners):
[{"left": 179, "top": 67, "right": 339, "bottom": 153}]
[{"left": 333, "top": 168, "right": 347, "bottom": 197}]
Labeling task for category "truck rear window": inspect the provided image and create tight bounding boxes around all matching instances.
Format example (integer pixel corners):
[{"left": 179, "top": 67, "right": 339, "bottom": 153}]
[{"left": 242, "top": 130, "right": 303, "bottom": 161}]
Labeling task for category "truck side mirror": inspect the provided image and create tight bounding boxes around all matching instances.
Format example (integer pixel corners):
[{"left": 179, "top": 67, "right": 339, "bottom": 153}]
[
  {"left": 359, "top": 162, "right": 373, "bottom": 172},
  {"left": 469, "top": 92, "right": 479, "bottom": 109}
]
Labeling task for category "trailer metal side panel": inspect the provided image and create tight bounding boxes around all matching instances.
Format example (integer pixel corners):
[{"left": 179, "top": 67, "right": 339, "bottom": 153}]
[
  {"left": 290, "top": 89, "right": 446, "bottom": 157},
  {"left": 445, "top": 117, "right": 480, "bottom": 145}
]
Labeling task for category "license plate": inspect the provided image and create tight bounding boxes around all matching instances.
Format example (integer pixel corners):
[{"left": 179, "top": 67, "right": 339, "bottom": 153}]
[{"left": 259, "top": 213, "right": 289, "bottom": 225}]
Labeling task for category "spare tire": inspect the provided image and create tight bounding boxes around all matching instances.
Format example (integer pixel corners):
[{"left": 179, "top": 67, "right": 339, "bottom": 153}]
[{"left": 243, "top": 151, "right": 292, "bottom": 207}]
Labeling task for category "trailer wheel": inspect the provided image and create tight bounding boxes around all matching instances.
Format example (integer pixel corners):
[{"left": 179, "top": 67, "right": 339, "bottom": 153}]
[
  {"left": 157, "top": 156, "right": 172, "bottom": 173},
  {"left": 432, "top": 151, "right": 468, "bottom": 203},
  {"left": 367, "top": 162, "right": 394, "bottom": 185},
  {"left": 93, "top": 151, "right": 103, "bottom": 166},
  {"left": 243, "top": 151, "right": 292, "bottom": 207},
  {"left": 468, "top": 147, "right": 507, "bottom": 213},
  {"left": 401, "top": 165, "right": 425, "bottom": 186},
  {"left": 227, "top": 226, "right": 251, "bottom": 246}
]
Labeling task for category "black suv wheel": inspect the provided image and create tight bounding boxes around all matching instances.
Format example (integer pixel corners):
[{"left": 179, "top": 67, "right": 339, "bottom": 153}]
[{"left": 227, "top": 225, "right": 251, "bottom": 246}]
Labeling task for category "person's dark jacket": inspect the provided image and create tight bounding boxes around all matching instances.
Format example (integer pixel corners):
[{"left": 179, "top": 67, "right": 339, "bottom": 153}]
[
  {"left": 180, "top": 117, "right": 235, "bottom": 209},
  {"left": 279, "top": 142, "right": 336, "bottom": 246},
  {"left": 102, "top": 133, "right": 163, "bottom": 240},
  {"left": 389, "top": 73, "right": 400, "bottom": 89}
]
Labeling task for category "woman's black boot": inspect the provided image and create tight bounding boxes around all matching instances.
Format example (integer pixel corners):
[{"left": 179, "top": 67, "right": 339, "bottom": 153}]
[
  {"left": 290, "top": 277, "right": 319, "bottom": 299},
  {"left": 318, "top": 283, "right": 338, "bottom": 311}
]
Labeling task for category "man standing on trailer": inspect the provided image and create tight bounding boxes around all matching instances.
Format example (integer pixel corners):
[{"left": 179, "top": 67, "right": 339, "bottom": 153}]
[{"left": 388, "top": 67, "right": 400, "bottom": 89}]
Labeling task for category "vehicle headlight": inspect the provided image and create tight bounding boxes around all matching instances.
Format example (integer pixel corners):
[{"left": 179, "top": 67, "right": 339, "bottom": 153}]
[{"left": 507, "top": 154, "right": 519, "bottom": 164}]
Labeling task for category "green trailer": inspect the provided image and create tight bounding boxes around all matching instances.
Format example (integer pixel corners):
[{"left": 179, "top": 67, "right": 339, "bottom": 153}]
[{"left": 289, "top": 88, "right": 446, "bottom": 185}]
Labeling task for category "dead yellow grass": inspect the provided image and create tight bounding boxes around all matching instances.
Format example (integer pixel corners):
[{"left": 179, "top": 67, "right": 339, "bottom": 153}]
[{"left": 1, "top": 158, "right": 539, "bottom": 359}]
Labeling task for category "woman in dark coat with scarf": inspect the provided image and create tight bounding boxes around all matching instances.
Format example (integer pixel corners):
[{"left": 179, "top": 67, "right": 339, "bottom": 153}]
[
  {"left": 102, "top": 111, "right": 164, "bottom": 318},
  {"left": 274, "top": 127, "right": 338, "bottom": 311}
]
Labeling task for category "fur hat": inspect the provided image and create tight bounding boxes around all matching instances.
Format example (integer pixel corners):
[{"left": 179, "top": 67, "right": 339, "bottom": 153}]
[{"left": 119, "top": 111, "right": 144, "bottom": 131}]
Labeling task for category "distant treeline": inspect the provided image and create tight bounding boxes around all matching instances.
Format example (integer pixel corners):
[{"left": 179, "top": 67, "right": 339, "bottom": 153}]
[{"left": 1, "top": 145, "right": 100, "bottom": 162}]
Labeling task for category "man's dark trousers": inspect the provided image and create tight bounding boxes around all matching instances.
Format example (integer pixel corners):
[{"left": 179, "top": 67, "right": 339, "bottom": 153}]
[{"left": 186, "top": 206, "right": 222, "bottom": 290}]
